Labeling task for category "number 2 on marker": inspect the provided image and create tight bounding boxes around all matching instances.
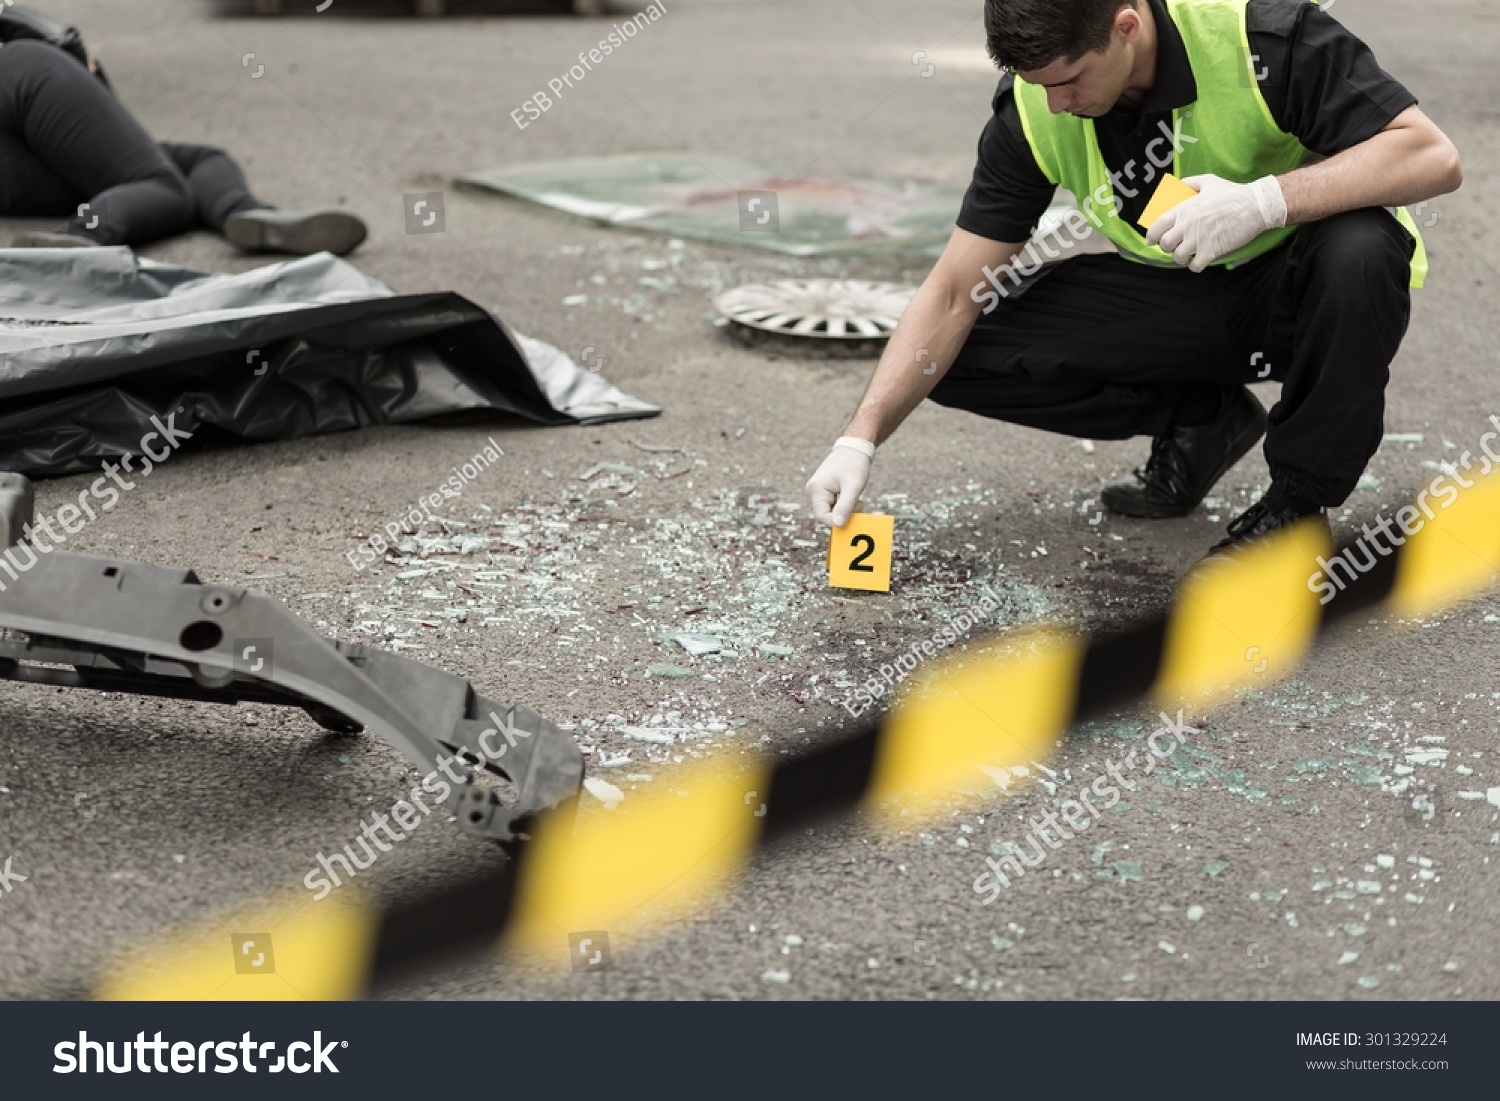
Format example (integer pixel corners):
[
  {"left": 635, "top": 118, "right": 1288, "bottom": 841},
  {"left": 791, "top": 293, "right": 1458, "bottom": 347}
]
[
  {"left": 848, "top": 534, "right": 876, "bottom": 572},
  {"left": 828, "top": 513, "right": 893, "bottom": 592}
]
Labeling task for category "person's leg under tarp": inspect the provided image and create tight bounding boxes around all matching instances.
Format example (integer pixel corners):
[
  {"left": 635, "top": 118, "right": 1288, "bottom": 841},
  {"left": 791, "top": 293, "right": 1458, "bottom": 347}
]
[
  {"left": 928, "top": 250, "right": 1268, "bottom": 521},
  {"left": 160, "top": 141, "right": 369, "bottom": 257},
  {"left": 0, "top": 39, "right": 193, "bottom": 246}
]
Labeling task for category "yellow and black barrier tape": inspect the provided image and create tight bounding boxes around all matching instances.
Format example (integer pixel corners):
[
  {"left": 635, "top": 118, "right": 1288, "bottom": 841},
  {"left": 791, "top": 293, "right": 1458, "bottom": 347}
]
[{"left": 96, "top": 466, "right": 1500, "bottom": 999}]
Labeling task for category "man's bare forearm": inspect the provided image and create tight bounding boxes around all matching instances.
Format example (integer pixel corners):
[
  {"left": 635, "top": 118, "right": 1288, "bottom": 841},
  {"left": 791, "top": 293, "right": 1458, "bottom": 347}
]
[
  {"left": 843, "top": 282, "right": 981, "bottom": 445},
  {"left": 842, "top": 243, "right": 1018, "bottom": 445},
  {"left": 1278, "top": 105, "right": 1462, "bottom": 225}
]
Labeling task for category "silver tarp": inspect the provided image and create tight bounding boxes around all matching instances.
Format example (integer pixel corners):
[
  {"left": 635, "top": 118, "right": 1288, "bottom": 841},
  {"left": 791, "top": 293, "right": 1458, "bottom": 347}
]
[{"left": 0, "top": 247, "right": 659, "bottom": 477}]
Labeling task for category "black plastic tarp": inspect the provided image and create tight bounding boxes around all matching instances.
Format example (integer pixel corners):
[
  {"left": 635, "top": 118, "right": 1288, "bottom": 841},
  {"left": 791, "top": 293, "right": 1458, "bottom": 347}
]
[{"left": 0, "top": 248, "right": 659, "bottom": 477}]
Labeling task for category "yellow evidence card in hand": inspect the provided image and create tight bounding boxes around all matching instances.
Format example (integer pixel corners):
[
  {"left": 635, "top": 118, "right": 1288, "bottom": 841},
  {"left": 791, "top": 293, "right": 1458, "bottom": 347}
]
[
  {"left": 828, "top": 513, "right": 894, "bottom": 592},
  {"left": 1137, "top": 173, "right": 1200, "bottom": 231}
]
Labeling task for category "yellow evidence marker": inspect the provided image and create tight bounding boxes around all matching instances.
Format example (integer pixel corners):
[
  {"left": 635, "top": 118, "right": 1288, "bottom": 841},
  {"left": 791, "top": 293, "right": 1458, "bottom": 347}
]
[
  {"left": 828, "top": 513, "right": 894, "bottom": 592},
  {"left": 1137, "top": 172, "right": 1200, "bottom": 231}
]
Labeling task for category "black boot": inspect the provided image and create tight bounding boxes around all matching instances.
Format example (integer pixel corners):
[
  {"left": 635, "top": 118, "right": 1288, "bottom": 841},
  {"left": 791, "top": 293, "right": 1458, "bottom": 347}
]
[
  {"left": 1101, "top": 387, "right": 1267, "bottom": 519},
  {"left": 1207, "top": 496, "right": 1331, "bottom": 555}
]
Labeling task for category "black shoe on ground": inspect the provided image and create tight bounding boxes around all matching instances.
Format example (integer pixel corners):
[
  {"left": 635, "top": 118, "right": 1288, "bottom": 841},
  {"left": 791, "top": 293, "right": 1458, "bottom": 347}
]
[
  {"left": 223, "top": 208, "right": 368, "bottom": 256},
  {"left": 1101, "top": 387, "right": 1268, "bottom": 519},
  {"left": 1207, "top": 497, "right": 1331, "bottom": 556}
]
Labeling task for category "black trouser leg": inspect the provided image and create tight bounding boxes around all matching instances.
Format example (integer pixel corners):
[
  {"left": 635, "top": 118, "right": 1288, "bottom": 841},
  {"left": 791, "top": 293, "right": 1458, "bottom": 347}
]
[
  {"left": 1253, "top": 208, "right": 1416, "bottom": 506},
  {"left": 160, "top": 142, "right": 269, "bottom": 233},
  {"left": 0, "top": 39, "right": 192, "bottom": 245},
  {"left": 929, "top": 251, "right": 1247, "bottom": 441},
  {"left": 929, "top": 213, "right": 1414, "bottom": 508},
  {"left": 0, "top": 125, "right": 81, "bottom": 213}
]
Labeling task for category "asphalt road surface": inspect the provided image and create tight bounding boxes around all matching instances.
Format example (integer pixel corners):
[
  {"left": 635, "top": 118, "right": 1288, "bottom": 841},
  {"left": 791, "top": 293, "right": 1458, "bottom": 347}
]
[{"left": 1, "top": 0, "right": 1497, "bottom": 1001}]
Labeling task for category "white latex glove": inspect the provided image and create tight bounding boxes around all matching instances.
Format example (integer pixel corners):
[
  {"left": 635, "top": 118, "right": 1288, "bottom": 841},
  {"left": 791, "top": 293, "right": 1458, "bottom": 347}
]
[
  {"left": 806, "top": 439, "right": 873, "bottom": 528},
  {"left": 1145, "top": 174, "right": 1286, "bottom": 273}
]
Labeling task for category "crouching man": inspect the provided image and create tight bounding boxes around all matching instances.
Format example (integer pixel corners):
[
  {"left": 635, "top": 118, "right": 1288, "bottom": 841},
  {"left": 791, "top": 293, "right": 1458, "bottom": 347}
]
[{"left": 807, "top": 0, "right": 1460, "bottom": 554}]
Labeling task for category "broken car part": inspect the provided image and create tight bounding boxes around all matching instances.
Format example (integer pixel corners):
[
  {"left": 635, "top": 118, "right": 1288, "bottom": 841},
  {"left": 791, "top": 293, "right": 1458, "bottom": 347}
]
[{"left": 0, "top": 473, "right": 582, "bottom": 841}]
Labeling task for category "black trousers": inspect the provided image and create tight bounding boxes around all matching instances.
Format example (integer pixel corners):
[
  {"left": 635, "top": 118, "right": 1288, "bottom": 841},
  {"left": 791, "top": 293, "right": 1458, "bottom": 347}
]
[
  {"left": 929, "top": 207, "right": 1417, "bottom": 508},
  {"left": 0, "top": 39, "right": 264, "bottom": 246}
]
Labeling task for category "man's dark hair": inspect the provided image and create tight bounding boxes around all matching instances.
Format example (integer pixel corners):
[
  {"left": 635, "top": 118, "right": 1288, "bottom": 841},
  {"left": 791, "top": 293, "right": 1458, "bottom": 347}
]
[{"left": 984, "top": 0, "right": 1137, "bottom": 72}]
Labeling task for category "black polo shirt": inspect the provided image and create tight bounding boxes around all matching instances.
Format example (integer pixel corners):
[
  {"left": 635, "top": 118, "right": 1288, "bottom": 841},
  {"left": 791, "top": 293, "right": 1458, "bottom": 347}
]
[{"left": 957, "top": 0, "right": 1419, "bottom": 242}]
